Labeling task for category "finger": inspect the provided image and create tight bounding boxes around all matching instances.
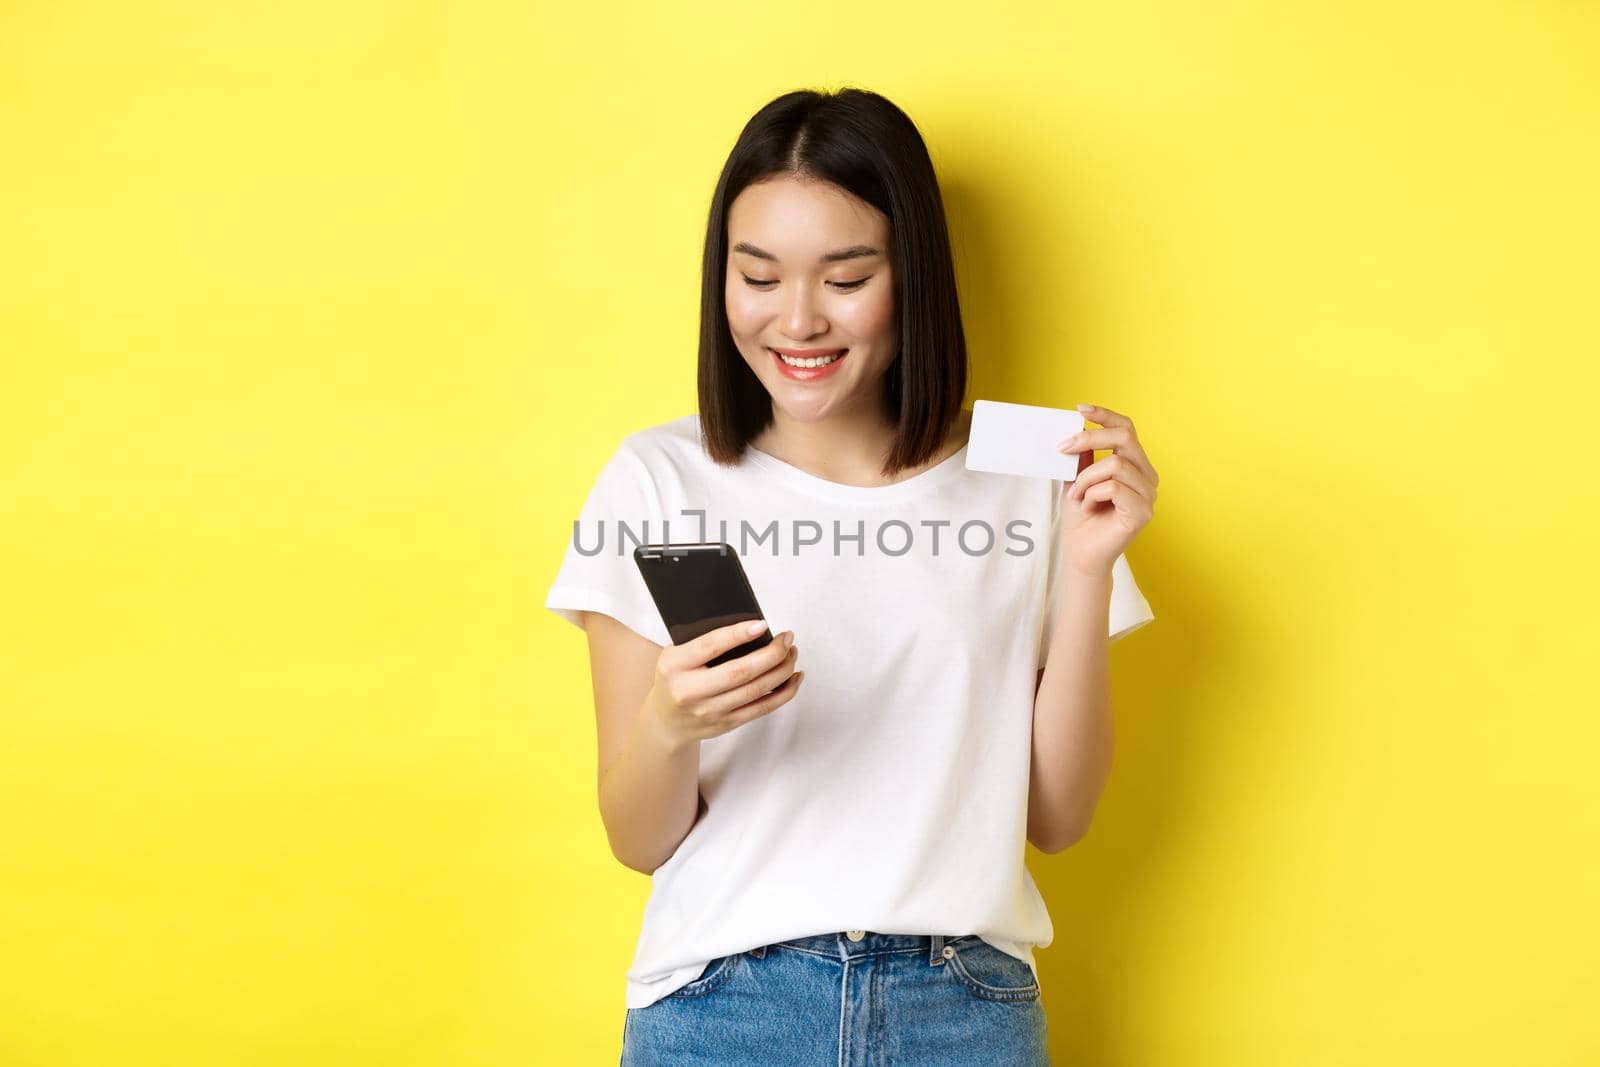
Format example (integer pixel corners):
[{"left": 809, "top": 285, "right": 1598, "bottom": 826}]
[
  {"left": 1059, "top": 427, "right": 1156, "bottom": 487},
  {"left": 713, "top": 652, "right": 806, "bottom": 726},
  {"left": 723, "top": 669, "right": 805, "bottom": 727},
  {"left": 1067, "top": 455, "right": 1156, "bottom": 505},
  {"left": 700, "top": 644, "right": 800, "bottom": 719},
  {"left": 1077, "top": 478, "right": 1152, "bottom": 522},
  {"left": 1060, "top": 426, "right": 1137, "bottom": 452},
  {"left": 1077, "top": 403, "right": 1132, "bottom": 429},
  {"left": 699, "top": 628, "right": 796, "bottom": 698},
  {"left": 673, "top": 617, "right": 775, "bottom": 670}
]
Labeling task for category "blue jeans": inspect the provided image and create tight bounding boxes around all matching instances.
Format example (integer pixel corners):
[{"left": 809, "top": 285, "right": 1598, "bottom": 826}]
[{"left": 620, "top": 931, "right": 1050, "bottom": 1065}]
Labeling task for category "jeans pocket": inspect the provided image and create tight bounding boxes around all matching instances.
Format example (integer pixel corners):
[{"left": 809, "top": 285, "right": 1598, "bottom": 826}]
[
  {"left": 664, "top": 952, "right": 741, "bottom": 999},
  {"left": 944, "top": 937, "right": 1041, "bottom": 1002}
]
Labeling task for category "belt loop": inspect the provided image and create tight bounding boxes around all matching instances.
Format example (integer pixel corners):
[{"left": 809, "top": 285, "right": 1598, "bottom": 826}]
[{"left": 929, "top": 934, "right": 945, "bottom": 966}]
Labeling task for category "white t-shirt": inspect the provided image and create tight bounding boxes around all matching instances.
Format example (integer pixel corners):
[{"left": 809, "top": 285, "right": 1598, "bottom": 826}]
[{"left": 545, "top": 413, "right": 1154, "bottom": 1009}]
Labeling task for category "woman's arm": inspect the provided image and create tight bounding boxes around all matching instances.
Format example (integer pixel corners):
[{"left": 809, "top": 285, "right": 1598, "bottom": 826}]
[
  {"left": 1029, "top": 402, "right": 1157, "bottom": 852},
  {"left": 1026, "top": 566, "right": 1114, "bottom": 853},
  {"left": 584, "top": 611, "right": 703, "bottom": 874},
  {"left": 583, "top": 612, "right": 801, "bottom": 873}
]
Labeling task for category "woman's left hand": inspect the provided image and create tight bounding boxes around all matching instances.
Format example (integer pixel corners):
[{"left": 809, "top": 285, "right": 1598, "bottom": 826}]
[{"left": 1057, "top": 404, "right": 1158, "bottom": 578}]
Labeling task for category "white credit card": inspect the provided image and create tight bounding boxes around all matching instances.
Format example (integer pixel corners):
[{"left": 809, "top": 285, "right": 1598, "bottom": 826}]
[{"left": 964, "top": 399, "right": 1086, "bottom": 481}]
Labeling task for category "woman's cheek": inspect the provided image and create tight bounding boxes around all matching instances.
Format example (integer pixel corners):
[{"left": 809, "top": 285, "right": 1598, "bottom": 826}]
[
  {"left": 845, "top": 292, "right": 896, "bottom": 345},
  {"left": 725, "top": 291, "right": 764, "bottom": 336}
]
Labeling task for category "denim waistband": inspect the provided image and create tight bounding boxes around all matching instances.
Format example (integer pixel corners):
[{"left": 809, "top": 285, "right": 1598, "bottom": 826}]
[{"left": 753, "top": 930, "right": 977, "bottom": 965}]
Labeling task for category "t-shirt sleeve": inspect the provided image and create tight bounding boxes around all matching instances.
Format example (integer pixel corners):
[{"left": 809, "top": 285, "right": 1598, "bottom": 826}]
[
  {"left": 1037, "top": 488, "right": 1156, "bottom": 667},
  {"left": 543, "top": 441, "right": 672, "bottom": 647}
]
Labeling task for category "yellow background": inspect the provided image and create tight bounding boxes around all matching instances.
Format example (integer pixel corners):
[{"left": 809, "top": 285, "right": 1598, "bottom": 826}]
[{"left": 3, "top": 2, "right": 1596, "bottom": 1064}]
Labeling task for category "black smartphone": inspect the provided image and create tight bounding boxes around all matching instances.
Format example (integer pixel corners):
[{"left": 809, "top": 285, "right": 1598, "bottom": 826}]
[{"left": 632, "top": 541, "right": 773, "bottom": 668}]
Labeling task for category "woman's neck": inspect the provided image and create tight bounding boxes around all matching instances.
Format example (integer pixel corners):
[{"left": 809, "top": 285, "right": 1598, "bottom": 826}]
[{"left": 751, "top": 406, "right": 972, "bottom": 488}]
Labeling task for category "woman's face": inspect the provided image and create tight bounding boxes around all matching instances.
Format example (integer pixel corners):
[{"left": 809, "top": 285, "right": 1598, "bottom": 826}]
[{"left": 724, "top": 175, "right": 897, "bottom": 423}]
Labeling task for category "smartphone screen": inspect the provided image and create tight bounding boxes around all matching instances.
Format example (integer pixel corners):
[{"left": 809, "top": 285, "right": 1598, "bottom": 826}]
[{"left": 633, "top": 542, "right": 773, "bottom": 667}]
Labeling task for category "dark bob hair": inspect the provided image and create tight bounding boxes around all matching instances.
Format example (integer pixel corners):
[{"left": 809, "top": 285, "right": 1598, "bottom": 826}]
[{"left": 697, "top": 87, "right": 969, "bottom": 478}]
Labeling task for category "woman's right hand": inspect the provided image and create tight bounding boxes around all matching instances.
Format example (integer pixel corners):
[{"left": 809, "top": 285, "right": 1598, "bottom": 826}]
[{"left": 644, "top": 621, "right": 802, "bottom": 750}]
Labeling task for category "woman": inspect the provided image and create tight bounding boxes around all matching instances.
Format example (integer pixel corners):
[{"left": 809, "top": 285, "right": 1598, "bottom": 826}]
[{"left": 546, "top": 86, "right": 1159, "bottom": 1065}]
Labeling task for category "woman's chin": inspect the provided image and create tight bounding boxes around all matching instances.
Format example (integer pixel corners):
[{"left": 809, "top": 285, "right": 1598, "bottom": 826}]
[{"left": 770, "top": 395, "right": 833, "bottom": 420}]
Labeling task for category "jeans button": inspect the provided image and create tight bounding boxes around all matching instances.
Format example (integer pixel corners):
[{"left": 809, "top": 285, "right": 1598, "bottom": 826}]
[{"left": 846, "top": 930, "right": 866, "bottom": 941}]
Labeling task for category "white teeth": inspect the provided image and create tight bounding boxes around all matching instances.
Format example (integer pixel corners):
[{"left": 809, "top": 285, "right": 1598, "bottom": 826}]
[{"left": 774, "top": 349, "right": 844, "bottom": 368}]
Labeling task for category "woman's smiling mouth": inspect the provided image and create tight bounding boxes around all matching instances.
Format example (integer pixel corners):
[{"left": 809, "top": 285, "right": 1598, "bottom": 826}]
[{"left": 769, "top": 347, "right": 848, "bottom": 379}]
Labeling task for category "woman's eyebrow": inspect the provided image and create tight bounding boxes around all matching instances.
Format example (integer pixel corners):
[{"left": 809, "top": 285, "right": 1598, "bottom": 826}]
[{"left": 731, "top": 241, "right": 882, "bottom": 264}]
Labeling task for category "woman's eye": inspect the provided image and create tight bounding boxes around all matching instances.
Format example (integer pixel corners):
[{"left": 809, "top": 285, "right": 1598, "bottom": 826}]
[{"left": 740, "top": 275, "right": 870, "bottom": 291}]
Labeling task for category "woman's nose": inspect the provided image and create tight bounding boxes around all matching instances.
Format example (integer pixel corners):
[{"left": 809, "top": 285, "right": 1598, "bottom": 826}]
[{"left": 783, "top": 286, "right": 826, "bottom": 337}]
